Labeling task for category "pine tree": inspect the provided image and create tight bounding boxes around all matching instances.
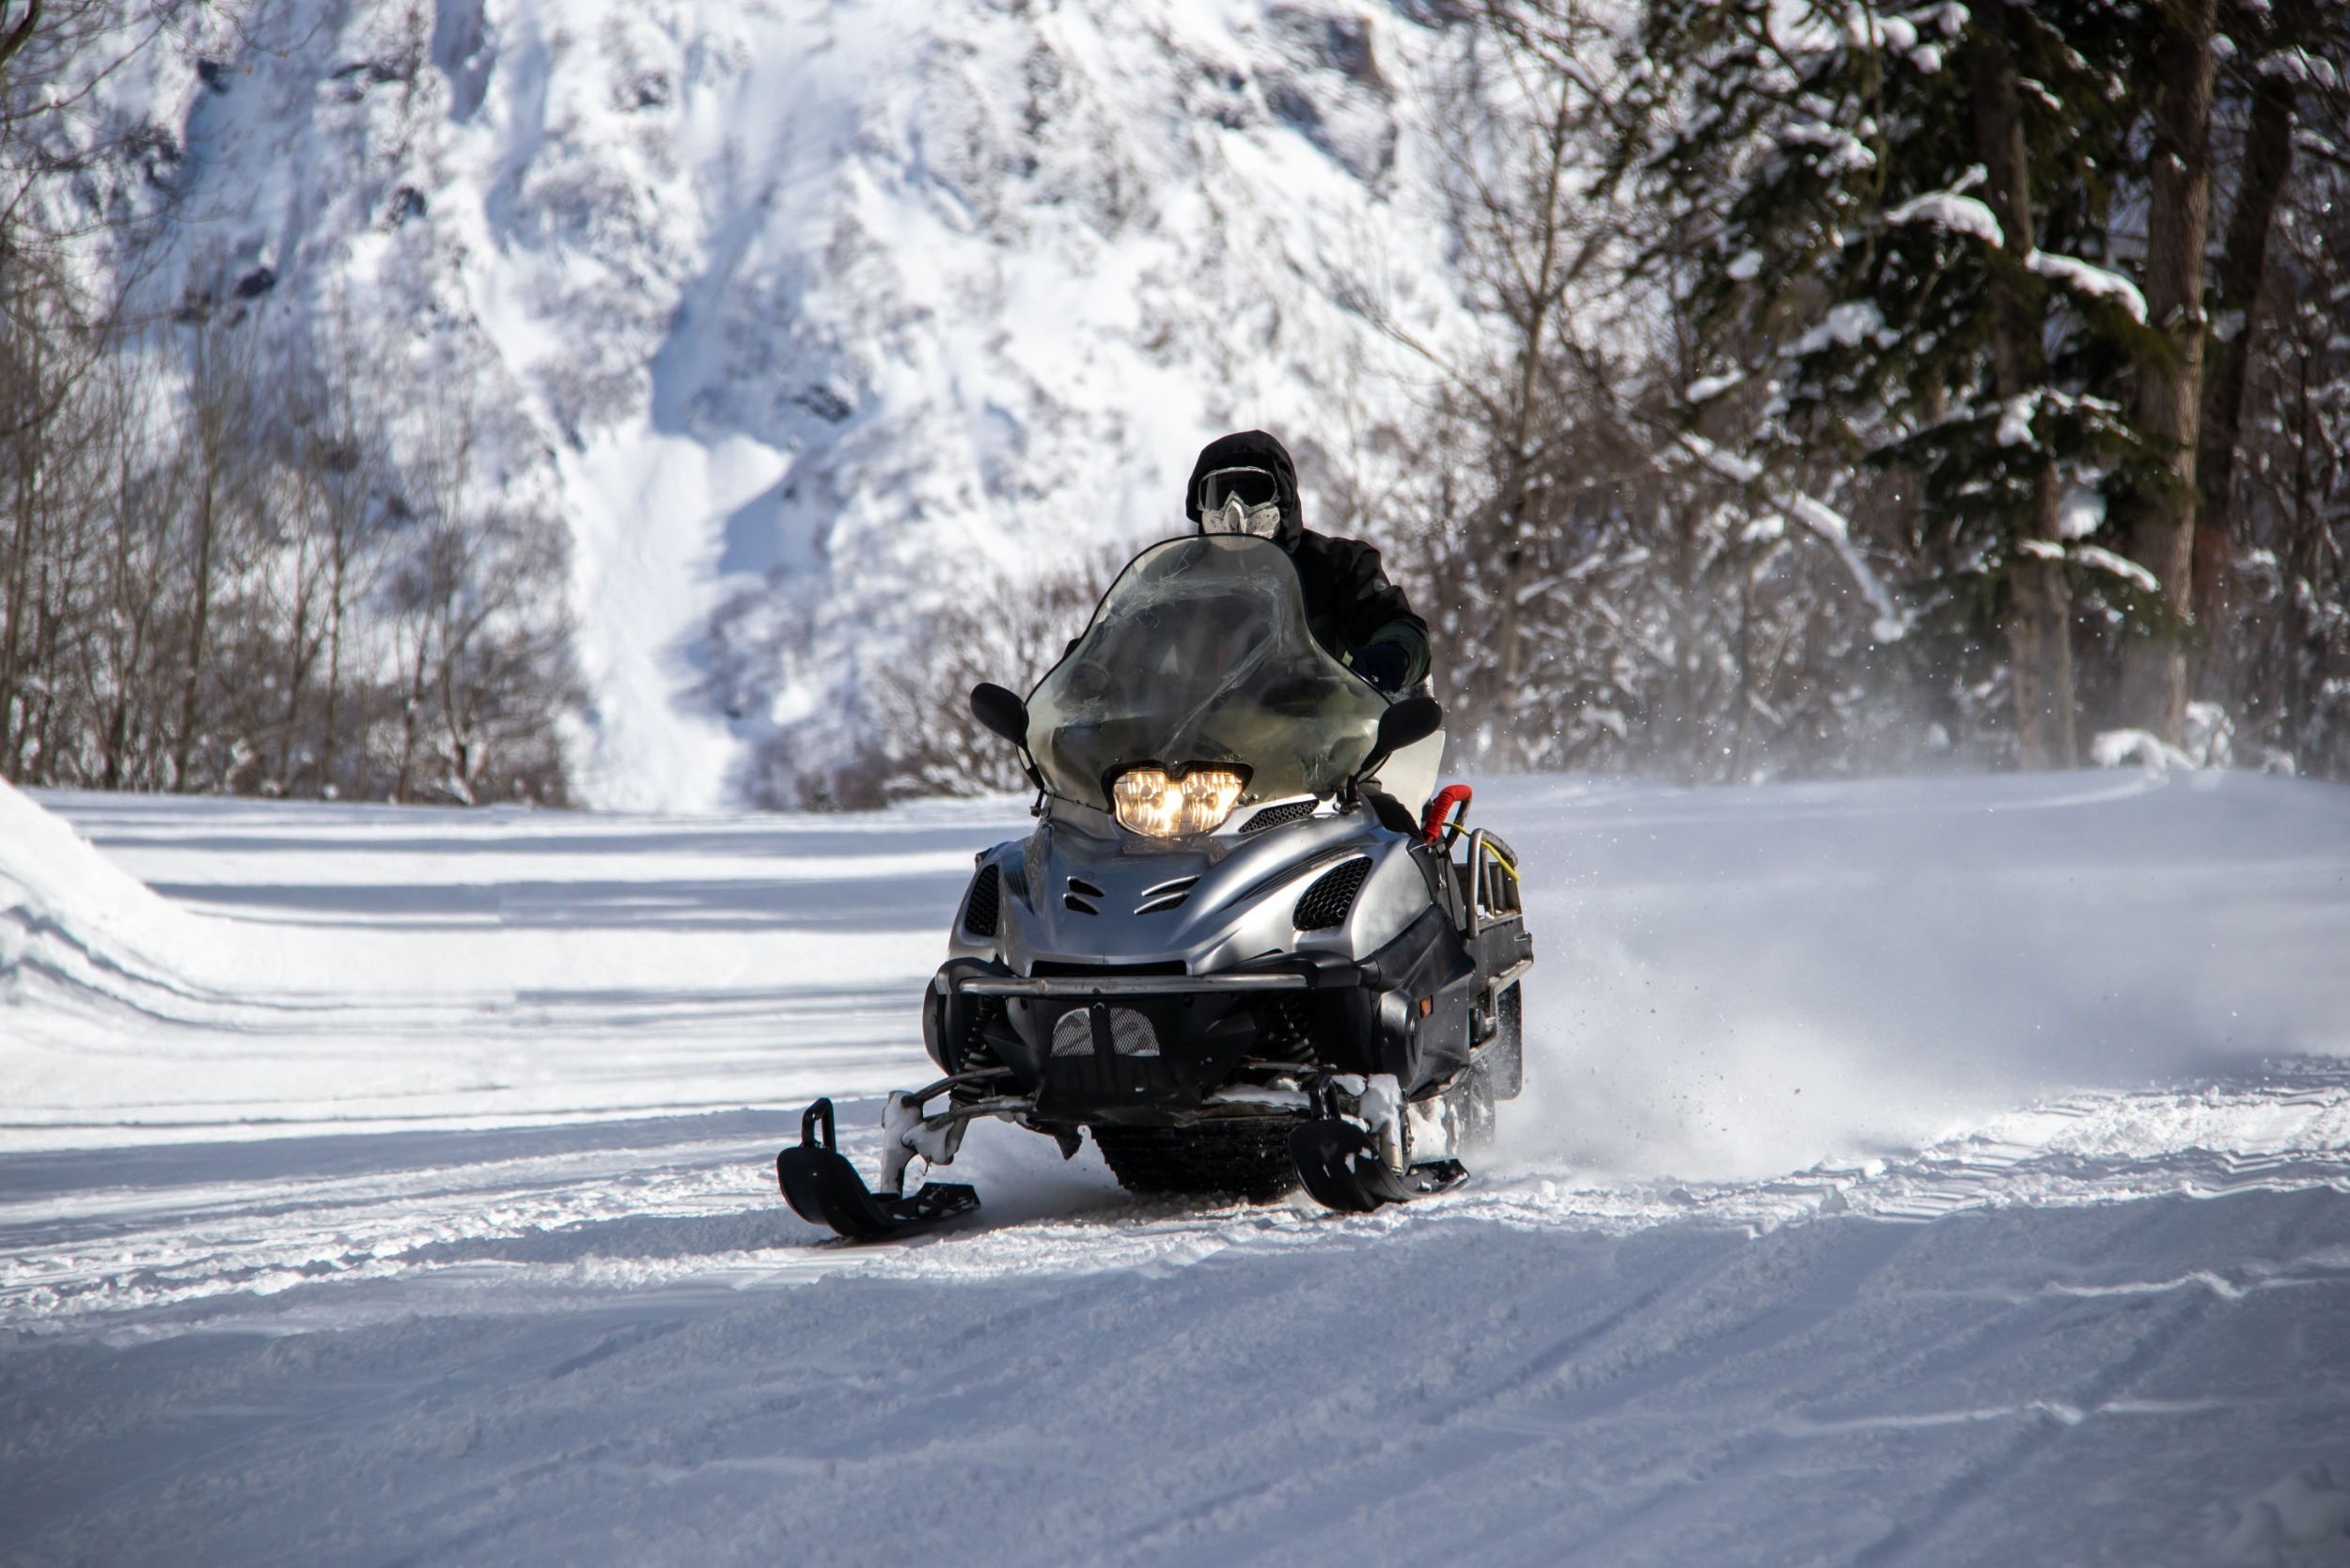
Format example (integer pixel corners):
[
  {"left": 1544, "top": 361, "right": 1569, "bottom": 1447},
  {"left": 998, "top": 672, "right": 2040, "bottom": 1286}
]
[{"left": 1620, "top": 0, "right": 2180, "bottom": 767}]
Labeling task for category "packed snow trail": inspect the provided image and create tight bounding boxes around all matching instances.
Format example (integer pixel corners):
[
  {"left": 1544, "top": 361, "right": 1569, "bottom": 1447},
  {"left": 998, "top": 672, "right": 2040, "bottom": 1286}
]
[{"left": 4, "top": 773, "right": 2350, "bottom": 1565}]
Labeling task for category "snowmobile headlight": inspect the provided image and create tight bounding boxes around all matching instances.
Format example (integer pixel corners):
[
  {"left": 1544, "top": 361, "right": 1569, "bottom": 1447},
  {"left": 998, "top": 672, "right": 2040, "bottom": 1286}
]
[{"left": 1112, "top": 767, "right": 1245, "bottom": 837}]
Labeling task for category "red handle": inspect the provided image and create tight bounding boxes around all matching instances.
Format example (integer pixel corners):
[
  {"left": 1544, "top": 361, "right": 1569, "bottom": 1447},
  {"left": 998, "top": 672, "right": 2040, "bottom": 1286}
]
[{"left": 1420, "top": 783, "right": 1473, "bottom": 844}]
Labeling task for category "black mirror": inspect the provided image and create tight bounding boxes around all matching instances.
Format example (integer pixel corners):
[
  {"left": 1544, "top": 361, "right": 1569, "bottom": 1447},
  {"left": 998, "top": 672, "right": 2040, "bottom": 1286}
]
[
  {"left": 1373, "top": 695, "right": 1442, "bottom": 758},
  {"left": 970, "top": 682, "right": 1029, "bottom": 747},
  {"left": 1352, "top": 695, "right": 1444, "bottom": 798}
]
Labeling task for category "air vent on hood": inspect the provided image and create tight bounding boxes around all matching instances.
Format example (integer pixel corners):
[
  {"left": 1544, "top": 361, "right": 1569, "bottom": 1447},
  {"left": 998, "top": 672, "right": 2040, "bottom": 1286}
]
[
  {"left": 1242, "top": 800, "right": 1317, "bottom": 834},
  {"left": 962, "top": 863, "right": 1000, "bottom": 937},
  {"left": 1134, "top": 875, "right": 1198, "bottom": 915},
  {"left": 1293, "top": 857, "right": 1372, "bottom": 931}
]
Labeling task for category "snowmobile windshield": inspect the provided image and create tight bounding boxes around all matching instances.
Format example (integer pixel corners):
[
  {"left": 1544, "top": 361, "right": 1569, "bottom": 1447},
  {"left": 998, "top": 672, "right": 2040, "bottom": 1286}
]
[{"left": 1025, "top": 534, "right": 1388, "bottom": 814}]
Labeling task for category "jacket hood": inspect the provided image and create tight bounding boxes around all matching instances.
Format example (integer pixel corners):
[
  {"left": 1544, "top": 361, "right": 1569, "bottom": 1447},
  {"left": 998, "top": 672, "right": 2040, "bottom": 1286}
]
[{"left": 1185, "top": 430, "right": 1303, "bottom": 549}]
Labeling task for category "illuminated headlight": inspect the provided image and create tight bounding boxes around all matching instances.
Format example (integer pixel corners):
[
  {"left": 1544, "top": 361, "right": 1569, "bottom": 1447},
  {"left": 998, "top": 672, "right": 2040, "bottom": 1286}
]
[{"left": 1112, "top": 767, "right": 1245, "bottom": 837}]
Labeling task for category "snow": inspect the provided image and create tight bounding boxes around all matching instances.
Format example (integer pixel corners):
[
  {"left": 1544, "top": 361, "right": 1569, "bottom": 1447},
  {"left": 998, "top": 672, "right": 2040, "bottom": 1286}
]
[
  {"left": 2027, "top": 250, "right": 2151, "bottom": 324},
  {"left": 1793, "top": 298, "right": 1887, "bottom": 355},
  {"left": 8, "top": 772, "right": 2350, "bottom": 1562},
  {"left": 113, "top": 0, "right": 1482, "bottom": 809},
  {"left": 1674, "top": 433, "right": 1910, "bottom": 641},
  {"left": 1998, "top": 394, "right": 2037, "bottom": 447},
  {"left": 2073, "top": 541, "right": 2161, "bottom": 593},
  {"left": 1885, "top": 180, "right": 2006, "bottom": 248},
  {"left": 2058, "top": 482, "right": 2108, "bottom": 539},
  {"left": 2008, "top": 538, "right": 2159, "bottom": 594},
  {"left": 2217, "top": 1466, "right": 2350, "bottom": 1562},
  {"left": 1684, "top": 369, "right": 1744, "bottom": 403},
  {"left": 1781, "top": 119, "right": 1876, "bottom": 174}
]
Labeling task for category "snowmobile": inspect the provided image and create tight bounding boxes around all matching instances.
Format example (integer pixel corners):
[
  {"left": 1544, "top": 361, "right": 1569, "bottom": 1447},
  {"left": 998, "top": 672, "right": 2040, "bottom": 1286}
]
[{"left": 777, "top": 533, "right": 1533, "bottom": 1240}]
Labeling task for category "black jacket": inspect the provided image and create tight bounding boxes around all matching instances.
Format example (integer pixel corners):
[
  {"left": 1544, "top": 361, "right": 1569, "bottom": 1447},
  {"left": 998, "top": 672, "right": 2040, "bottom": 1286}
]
[
  {"left": 1287, "top": 528, "right": 1430, "bottom": 686},
  {"left": 1184, "top": 431, "right": 1430, "bottom": 686}
]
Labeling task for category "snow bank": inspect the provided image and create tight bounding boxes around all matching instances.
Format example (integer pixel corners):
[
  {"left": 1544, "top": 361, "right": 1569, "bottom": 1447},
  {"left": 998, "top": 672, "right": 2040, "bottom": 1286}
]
[
  {"left": 0, "top": 778, "right": 251, "bottom": 1019},
  {"left": 1, "top": 789, "right": 1026, "bottom": 1145}
]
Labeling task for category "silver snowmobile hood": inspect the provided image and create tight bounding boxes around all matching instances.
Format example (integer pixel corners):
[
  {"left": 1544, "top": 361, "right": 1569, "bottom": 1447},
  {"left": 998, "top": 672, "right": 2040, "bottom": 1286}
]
[{"left": 951, "top": 807, "right": 1427, "bottom": 977}]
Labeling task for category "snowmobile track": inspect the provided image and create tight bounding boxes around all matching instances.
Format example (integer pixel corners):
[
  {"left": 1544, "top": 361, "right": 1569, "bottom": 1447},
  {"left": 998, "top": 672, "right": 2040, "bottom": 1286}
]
[{"left": 1091, "top": 1121, "right": 1302, "bottom": 1200}]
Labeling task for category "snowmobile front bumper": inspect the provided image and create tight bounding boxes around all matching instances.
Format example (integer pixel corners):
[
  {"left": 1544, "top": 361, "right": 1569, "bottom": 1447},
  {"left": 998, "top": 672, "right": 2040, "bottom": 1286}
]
[
  {"left": 953, "top": 972, "right": 1311, "bottom": 996},
  {"left": 928, "top": 909, "right": 1487, "bottom": 1106}
]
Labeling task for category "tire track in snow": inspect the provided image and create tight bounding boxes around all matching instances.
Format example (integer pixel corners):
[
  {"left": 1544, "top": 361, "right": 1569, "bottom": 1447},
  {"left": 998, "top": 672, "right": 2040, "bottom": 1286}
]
[
  {"left": 1841, "top": 1285, "right": 2224, "bottom": 1566},
  {"left": 1105, "top": 1223, "right": 1919, "bottom": 1566}
]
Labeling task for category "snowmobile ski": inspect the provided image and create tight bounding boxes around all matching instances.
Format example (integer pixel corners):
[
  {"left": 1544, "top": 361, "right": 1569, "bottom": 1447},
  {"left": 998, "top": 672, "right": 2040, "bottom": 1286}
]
[
  {"left": 776, "top": 1098, "right": 979, "bottom": 1242},
  {"left": 1289, "top": 1118, "right": 1468, "bottom": 1212}
]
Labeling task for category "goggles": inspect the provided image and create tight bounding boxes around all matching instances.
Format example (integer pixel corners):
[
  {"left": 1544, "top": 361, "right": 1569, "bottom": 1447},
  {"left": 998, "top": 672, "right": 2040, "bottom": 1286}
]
[{"left": 1197, "top": 466, "right": 1282, "bottom": 514}]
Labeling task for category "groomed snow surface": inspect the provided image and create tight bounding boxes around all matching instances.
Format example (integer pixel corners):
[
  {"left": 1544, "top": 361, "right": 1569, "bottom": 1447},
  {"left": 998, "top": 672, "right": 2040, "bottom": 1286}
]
[{"left": 6, "top": 771, "right": 2350, "bottom": 1565}]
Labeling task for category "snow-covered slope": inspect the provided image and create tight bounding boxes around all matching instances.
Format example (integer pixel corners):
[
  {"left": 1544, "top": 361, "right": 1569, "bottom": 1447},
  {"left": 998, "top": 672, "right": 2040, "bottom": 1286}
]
[
  {"left": 135, "top": 0, "right": 1465, "bottom": 808},
  {"left": 5, "top": 772, "right": 2350, "bottom": 1564}
]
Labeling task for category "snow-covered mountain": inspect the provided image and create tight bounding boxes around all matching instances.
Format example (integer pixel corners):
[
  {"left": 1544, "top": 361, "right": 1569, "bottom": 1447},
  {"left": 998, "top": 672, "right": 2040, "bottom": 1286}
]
[{"left": 134, "top": 0, "right": 1469, "bottom": 809}]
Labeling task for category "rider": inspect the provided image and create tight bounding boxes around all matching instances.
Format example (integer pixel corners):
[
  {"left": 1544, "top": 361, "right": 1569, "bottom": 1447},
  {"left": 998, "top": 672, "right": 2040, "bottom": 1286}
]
[{"left": 1186, "top": 431, "right": 1430, "bottom": 695}]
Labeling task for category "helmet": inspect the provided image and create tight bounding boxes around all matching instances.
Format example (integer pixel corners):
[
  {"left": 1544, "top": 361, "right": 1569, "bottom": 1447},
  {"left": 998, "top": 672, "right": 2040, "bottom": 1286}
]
[{"left": 1185, "top": 430, "right": 1302, "bottom": 547}]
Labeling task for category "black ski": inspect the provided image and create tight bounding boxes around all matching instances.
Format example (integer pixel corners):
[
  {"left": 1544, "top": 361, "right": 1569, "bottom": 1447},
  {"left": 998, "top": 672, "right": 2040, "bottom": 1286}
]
[
  {"left": 776, "top": 1098, "right": 979, "bottom": 1242},
  {"left": 1289, "top": 1118, "right": 1467, "bottom": 1212}
]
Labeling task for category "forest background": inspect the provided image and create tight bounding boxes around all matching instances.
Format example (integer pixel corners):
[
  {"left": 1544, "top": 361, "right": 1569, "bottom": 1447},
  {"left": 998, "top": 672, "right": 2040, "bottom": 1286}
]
[{"left": 3, "top": 0, "right": 2346, "bottom": 808}]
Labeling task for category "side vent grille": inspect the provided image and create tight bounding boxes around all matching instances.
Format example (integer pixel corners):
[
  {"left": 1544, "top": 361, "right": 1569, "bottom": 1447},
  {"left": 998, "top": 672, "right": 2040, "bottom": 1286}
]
[
  {"left": 1293, "top": 857, "right": 1372, "bottom": 931},
  {"left": 1065, "top": 874, "right": 1104, "bottom": 917},
  {"left": 1242, "top": 800, "right": 1316, "bottom": 834},
  {"left": 962, "top": 864, "right": 1001, "bottom": 937}
]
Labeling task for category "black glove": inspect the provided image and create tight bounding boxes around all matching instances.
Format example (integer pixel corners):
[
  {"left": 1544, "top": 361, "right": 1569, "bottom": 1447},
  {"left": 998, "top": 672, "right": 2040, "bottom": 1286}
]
[{"left": 1353, "top": 642, "right": 1410, "bottom": 693}]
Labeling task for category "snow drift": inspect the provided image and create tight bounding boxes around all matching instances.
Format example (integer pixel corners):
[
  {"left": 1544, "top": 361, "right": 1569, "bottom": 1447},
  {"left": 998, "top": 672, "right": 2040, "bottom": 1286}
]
[{"left": 0, "top": 777, "right": 253, "bottom": 1020}]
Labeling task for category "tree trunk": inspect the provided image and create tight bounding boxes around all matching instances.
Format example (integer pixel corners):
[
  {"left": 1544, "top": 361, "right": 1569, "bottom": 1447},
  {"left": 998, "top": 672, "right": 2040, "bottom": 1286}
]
[
  {"left": 2119, "top": 0, "right": 2220, "bottom": 742},
  {"left": 321, "top": 523, "right": 347, "bottom": 797},
  {"left": 0, "top": 444, "right": 36, "bottom": 772},
  {"left": 0, "top": 2, "right": 42, "bottom": 75},
  {"left": 0, "top": 319, "right": 44, "bottom": 774},
  {"left": 1493, "top": 74, "right": 1577, "bottom": 699},
  {"left": 1966, "top": 2, "right": 2076, "bottom": 767},
  {"left": 2191, "top": 37, "right": 2296, "bottom": 684},
  {"left": 170, "top": 470, "right": 217, "bottom": 792}
]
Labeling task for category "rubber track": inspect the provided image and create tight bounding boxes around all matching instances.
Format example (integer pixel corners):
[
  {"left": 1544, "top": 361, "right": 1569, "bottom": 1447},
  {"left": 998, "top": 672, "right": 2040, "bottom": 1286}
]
[{"left": 1091, "top": 1121, "right": 1300, "bottom": 1201}]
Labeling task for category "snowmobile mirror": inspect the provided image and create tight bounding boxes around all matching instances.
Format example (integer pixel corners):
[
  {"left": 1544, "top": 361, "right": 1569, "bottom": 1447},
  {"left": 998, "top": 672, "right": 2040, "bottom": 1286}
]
[
  {"left": 1372, "top": 695, "right": 1442, "bottom": 760},
  {"left": 970, "top": 682, "right": 1030, "bottom": 747},
  {"left": 1349, "top": 695, "right": 1443, "bottom": 797}
]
